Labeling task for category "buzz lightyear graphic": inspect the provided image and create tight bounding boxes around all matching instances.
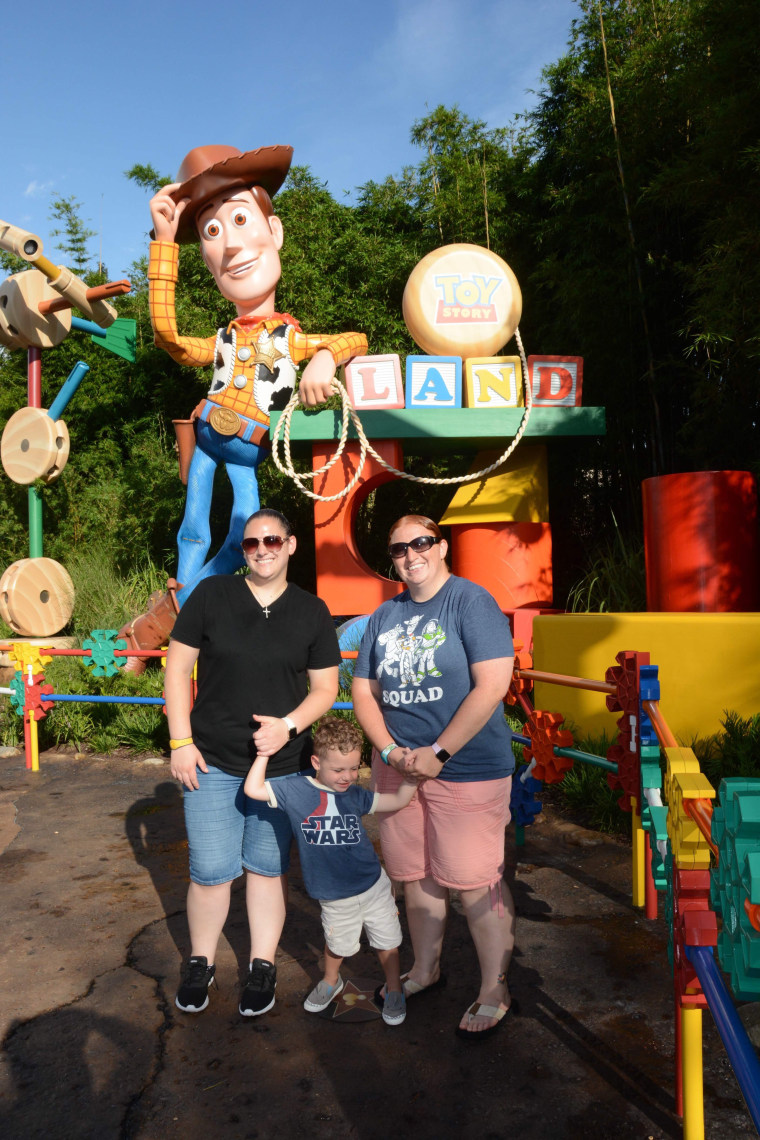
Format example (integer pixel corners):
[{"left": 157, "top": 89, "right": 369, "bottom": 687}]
[
  {"left": 415, "top": 618, "right": 446, "bottom": 682},
  {"left": 376, "top": 615, "right": 446, "bottom": 687}
]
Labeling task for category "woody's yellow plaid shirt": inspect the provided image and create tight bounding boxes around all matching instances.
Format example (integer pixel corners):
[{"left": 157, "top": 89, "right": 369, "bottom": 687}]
[{"left": 149, "top": 241, "right": 367, "bottom": 426}]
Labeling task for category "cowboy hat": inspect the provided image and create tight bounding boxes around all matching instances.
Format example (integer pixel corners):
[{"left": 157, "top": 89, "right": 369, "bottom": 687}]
[{"left": 168, "top": 144, "right": 293, "bottom": 243}]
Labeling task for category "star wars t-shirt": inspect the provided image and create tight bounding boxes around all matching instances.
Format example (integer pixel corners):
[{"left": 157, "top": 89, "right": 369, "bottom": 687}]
[
  {"left": 354, "top": 575, "right": 514, "bottom": 782},
  {"left": 267, "top": 774, "right": 381, "bottom": 901}
]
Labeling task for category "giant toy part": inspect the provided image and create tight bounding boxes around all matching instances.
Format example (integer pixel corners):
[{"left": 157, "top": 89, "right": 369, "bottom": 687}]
[
  {"left": 402, "top": 243, "right": 522, "bottom": 358},
  {"left": 0, "top": 218, "right": 135, "bottom": 640},
  {"left": 116, "top": 143, "right": 368, "bottom": 672},
  {"left": 0, "top": 219, "right": 130, "bottom": 349}
]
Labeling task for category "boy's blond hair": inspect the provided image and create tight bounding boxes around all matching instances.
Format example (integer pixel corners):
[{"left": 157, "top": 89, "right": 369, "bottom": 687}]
[{"left": 313, "top": 716, "right": 363, "bottom": 758}]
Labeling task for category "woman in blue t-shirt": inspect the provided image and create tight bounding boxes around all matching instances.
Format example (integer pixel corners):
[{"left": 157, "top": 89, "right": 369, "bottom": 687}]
[{"left": 353, "top": 514, "right": 516, "bottom": 1040}]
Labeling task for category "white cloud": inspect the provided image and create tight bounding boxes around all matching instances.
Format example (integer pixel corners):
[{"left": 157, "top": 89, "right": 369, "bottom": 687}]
[{"left": 24, "top": 180, "right": 54, "bottom": 198}]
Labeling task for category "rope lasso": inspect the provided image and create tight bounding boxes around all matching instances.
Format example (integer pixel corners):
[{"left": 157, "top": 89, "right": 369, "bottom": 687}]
[{"left": 270, "top": 327, "right": 534, "bottom": 503}]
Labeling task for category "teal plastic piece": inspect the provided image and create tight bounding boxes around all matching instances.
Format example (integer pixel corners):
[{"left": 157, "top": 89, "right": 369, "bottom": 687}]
[
  {"left": 647, "top": 805, "right": 669, "bottom": 889},
  {"left": 96, "top": 318, "right": 136, "bottom": 363},
  {"left": 269, "top": 406, "right": 606, "bottom": 457},
  {"left": 665, "top": 848, "right": 676, "bottom": 971},
  {"left": 744, "top": 852, "right": 760, "bottom": 906},
  {"left": 640, "top": 753, "right": 667, "bottom": 889},
  {"left": 9, "top": 673, "right": 25, "bottom": 716},
  {"left": 71, "top": 316, "right": 137, "bottom": 363},
  {"left": 81, "top": 629, "right": 127, "bottom": 677},
  {"left": 711, "top": 779, "right": 760, "bottom": 998},
  {"left": 640, "top": 760, "right": 662, "bottom": 791}
]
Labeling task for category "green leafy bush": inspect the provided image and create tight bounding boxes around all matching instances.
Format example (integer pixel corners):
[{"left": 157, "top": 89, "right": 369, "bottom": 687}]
[{"left": 691, "top": 711, "right": 760, "bottom": 786}]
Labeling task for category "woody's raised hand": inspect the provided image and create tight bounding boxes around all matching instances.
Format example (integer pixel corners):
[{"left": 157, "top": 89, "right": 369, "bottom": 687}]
[{"left": 150, "top": 184, "right": 190, "bottom": 243}]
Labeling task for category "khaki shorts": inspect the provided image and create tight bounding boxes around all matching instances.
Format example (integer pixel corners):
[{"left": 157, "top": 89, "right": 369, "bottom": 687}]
[
  {"left": 320, "top": 868, "right": 401, "bottom": 958},
  {"left": 372, "top": 757, "right": 511, "bottom": 890}
]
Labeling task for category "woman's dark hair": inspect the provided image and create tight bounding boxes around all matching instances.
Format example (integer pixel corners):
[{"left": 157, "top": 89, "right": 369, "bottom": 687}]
[
  {"left": 244, "top": 508, "right": 292, "bottom": 536},
  {"left": 387, "top": 514, "right": 442, "bottom": 544}
]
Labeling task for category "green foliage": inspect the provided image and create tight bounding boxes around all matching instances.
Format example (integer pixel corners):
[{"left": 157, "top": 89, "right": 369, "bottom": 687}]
[
  {"left": 691, "top": 711, "right": 760, "bottom": 786},
  {"left": 49, "top": 196, "right": 97, "bottom": 275},
  {"left": 36, "top": 654, "right": 168, "bottom": 756},
  {"left": 566, "top": 513, "right": 647, "bottom": 612},
  {"left": 124, "top": 164, "right": 173, "bottom": 194},
  {"left": 557, "top": 732, "right": 628, "bottom": 835}
]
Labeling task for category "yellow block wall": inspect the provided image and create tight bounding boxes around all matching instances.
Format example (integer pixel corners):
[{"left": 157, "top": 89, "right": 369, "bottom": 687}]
[{"left": 532, "top": 613, "right": 760, "bottom": 743}]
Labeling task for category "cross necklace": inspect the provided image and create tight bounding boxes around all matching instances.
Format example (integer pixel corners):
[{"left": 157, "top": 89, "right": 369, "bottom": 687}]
[{"left": 246, "top": 577, "right": 286, "bottom": 618}]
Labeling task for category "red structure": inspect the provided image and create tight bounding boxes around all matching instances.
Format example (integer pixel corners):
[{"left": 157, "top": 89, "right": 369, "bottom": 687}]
[{"left": 643, "top": 471, "right": 759, "bottom": 612}]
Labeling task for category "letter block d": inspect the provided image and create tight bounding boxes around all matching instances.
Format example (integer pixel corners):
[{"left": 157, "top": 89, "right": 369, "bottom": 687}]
[
  {"left": 342, "top": 355, "right": 404, "bottom": 410},
  {"left": 528, "top": 356, "right": 583, "bottom": 406},
  {"left": 313, "top": 440, "right": 404, "bottom": 615}
]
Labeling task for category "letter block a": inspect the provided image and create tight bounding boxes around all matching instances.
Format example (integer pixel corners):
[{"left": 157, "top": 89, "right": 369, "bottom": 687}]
[
  {"left": 464, "top": 356, "right": 524, "bottom": 408},
  {"left": 405, "top": 355, "right": 462, "bottom": 409},
  {"left": 341, "top": 354, "right": 404, "bottom": 410},
  {"left": 528, "top": 355, "right": 584, "bottom": 407}
]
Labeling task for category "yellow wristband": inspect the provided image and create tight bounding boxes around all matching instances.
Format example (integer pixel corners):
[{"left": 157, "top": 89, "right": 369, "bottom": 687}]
[{"left": 170, "top": 737, "right": 193, "bottom": 750}]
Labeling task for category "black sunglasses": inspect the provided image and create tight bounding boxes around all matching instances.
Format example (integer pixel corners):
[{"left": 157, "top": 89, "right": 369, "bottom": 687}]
[
  {"left": 242, "top": 534, "right": 286, "bottom": 553},
  {"left": 388, "top": 535, "right": 442, "bottom": 559}
]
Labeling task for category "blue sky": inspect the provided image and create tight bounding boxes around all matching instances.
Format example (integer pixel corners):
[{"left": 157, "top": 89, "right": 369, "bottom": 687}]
[{"left": 4, "top": 0, "right": 579, "bottom": 280}]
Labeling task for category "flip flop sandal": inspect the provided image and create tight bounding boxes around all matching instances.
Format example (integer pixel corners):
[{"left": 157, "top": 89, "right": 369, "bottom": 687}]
[
  {"left": 454, "top": 998, "right": 518, "bottom": 1041},
  {"left": 374, "top": 971, "right": 447, "bottom": 1006}
]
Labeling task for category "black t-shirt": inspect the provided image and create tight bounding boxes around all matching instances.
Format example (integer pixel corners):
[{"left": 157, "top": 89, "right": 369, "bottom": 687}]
[{"left": 171, "top": 576, "right": 341, "bottom": 777}]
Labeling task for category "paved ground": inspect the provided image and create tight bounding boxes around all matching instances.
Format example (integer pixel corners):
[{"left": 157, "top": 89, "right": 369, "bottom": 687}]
[{"left": 0, "top": 748, "right": 755, "bottom": 1140}]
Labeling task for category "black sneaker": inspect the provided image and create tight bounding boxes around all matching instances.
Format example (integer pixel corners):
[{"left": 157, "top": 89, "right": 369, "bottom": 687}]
[
  {"left": 239, "top": 958, "right": 277, "bottom": 1017},
  {"left": 176, "top": 955, "right": 215, "bottom": 1013}
]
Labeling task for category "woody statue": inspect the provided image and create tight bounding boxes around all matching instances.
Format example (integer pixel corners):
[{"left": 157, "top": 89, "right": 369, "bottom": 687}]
[{"left": 119, "top": 145, "right": 367, "bottom": 669}]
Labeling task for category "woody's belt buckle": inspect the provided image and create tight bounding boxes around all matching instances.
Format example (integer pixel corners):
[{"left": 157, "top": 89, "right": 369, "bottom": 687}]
[{"left": 208, "top": 406, "right": 240, "bottom": 436}]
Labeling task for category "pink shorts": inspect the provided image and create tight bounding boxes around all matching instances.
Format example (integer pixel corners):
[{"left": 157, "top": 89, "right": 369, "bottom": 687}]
[{"left": 372, "top": 755, "right": 512, "bottom": 890}]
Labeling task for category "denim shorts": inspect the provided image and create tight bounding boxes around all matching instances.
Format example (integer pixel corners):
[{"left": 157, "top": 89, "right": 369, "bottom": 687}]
[{"left": 183, "top": 764, "right": 293, "bottom": 885}]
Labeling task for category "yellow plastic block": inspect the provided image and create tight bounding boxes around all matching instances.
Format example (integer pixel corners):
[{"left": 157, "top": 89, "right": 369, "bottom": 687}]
[
  {"left": 463, "top": 357, "right": 523, "bottom": 408},
  {"left": 665, "top": 747, "right": 702, "bottom": 771},
  {"left": 677, "top": 772, "right": 716, "bottom": 801},
  {"left": 440, "top": 443, "right": 549, "bottom": 525},
  {"left": 667, "top": 768, "right": 714, "bottom": 867},
  {"left": 532, "top": 612, "right": 760, "bottom": 743},
  {"left": 8, "top": 642, "right": 52, "bottom": 672},
  {"left": 664, "top": 749, "right": 701, "bottom": 803}
]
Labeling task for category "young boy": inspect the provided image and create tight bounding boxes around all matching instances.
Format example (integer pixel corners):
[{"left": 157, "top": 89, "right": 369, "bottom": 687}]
[{"left": 244, "top": 716, "right": 416, "bottom": 1025}]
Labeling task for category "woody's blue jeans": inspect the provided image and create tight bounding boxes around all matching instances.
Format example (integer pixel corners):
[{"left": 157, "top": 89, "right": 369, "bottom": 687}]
[{"left": 176, "top": 420, "right": 264, "bottom": 606}]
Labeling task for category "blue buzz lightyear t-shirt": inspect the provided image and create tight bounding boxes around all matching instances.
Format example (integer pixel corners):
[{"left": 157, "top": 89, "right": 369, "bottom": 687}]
[
  {"left": 266, "top": 773, "right": 381, "bottom": 901},
  {"left": 354, "top": 575, "right": 514, "bottom": 783}
]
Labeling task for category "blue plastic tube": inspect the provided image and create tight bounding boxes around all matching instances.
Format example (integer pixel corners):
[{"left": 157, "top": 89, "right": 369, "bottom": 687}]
[
  {"left": 44, "top": 695, "right": 165, "bottom": 706},
  {"left": 48, "top": 361, "right": 89, "bottom": 421},
  {"left": 45, "top": 696, "right": 355, "bottom": 710},
  {"left": 686, "top": 944, "right": 760, "bottom": 1131}
]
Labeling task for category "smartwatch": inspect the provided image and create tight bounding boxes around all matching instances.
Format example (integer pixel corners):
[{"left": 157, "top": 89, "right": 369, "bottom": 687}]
[
  {"left": 431, "top": 741, "right": 451, "bottom": 764},
  {"left": 283, "top": 716, "right": 298, "bottom": 741}
]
